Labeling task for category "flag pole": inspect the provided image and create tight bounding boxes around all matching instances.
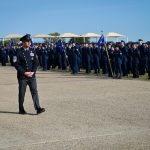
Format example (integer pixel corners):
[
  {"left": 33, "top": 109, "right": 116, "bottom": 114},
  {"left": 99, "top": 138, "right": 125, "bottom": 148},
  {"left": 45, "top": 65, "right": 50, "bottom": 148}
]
[
  {"left": 105, "top": 44, "right": 114, "bottom": 77},
  {"left": 2, "top": 38, "right": 4, "bottom": 46},
  {"left": 98, "top": 30, "right": 114, "bottom": 78}
]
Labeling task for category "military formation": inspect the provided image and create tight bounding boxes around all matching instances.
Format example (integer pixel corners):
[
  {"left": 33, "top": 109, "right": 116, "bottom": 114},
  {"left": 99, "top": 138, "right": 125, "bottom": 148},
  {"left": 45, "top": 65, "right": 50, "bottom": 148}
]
[{"left": 0, "top": 39, "right": 150, "bottom": 79}]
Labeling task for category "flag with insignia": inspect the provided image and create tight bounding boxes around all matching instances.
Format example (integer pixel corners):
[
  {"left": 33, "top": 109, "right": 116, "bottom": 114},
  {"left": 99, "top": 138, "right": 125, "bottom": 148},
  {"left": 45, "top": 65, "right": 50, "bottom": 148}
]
[
  {"left": 56, "top": 39, "right": 64, "bottom": 52},
  {"left": 97, "top": 34, "right": 106, "bottom": 47}
]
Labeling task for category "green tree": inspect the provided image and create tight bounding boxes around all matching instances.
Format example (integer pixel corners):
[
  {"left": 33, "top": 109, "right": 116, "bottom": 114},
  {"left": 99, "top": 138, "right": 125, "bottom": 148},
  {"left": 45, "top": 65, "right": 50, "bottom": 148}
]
[
  {"left": 2, "top": 39, "right": 20, "bottom": 46},
  {"left": 49, "top": 32, "right": 60, "bottom": 43},
  {"left": 75, "top": 37, "right": 90, "bottom": 44},
  {"left": 43, "top": 32, "right": 60, "bottom": 43},
  {"left": 49, "top": 32, "right": 60, "bottom": 36}
]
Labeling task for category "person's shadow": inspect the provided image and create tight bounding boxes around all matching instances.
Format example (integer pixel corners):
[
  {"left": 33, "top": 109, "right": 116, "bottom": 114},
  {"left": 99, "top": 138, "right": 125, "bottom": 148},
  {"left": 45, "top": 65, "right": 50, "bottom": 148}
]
[{"left": 0, "top": 111, "right": 37, "bottom": 115}]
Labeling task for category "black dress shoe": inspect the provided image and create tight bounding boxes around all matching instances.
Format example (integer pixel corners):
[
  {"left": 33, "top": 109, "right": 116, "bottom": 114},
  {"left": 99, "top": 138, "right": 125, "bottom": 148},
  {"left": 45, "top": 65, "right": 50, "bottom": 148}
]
[
  {"left": 19, "top": 110, "right": 27, "bottom": 115},
  {"left": 37, "top": 108, "right": 45, "bottom": 114}
]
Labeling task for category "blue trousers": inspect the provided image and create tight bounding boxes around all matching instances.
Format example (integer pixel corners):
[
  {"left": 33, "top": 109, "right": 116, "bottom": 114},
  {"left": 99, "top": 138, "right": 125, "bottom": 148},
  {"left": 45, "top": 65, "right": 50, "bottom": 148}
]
[{"left": 18, "top": 78, "right": 41, "bottom": 111}]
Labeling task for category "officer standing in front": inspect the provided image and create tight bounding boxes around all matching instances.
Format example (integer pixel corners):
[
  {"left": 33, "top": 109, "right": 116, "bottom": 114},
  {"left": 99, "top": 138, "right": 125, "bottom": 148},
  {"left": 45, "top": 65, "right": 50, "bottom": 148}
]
[{"left": 14, "top": 34, "right": 45, "bottom": 115}]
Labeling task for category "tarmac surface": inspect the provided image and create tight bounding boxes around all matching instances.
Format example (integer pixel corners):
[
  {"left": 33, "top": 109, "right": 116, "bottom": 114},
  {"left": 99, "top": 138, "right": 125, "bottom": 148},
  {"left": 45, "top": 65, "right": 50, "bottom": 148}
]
[{"left": 0, "top": 66, "right": 150, "bottom": 150}]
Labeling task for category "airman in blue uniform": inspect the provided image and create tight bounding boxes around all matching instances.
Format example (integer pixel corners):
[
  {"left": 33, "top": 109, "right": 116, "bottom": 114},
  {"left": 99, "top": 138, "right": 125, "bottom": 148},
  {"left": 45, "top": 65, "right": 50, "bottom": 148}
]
[
  {"left": 41, "top": 45, "right": 48, "bottom": 71},
  {"left": 101, "top": 46, "right": 108, "bottom": 74},
  {"left": 14, "top": 34, "right": 45, "bottom": 115},
  {"left": 1, "top": 46, "right": 7, "bottom": 66},
  {"left": 127, "top": 42, "right": 133, "bottom": 74},
  {"left": 84, "top": 44, "right": 91, "bottom": 73},
  {"left": 138, "top": 39, "right": 147, "bottom": 75},
  {"left": 113, "top": 45, "right": 122, "bottom": 79},
  {"left": 120, "top": 41, "right": 128, "bottom": 76},
  {"left": 131, "top": 42, "right": 140, "bottom": 78},
  {"left": 92, "top": 43, "right": 101, "bottom": 74},
  {"left": 146, "top": 42, "right": 150, "bottom": 79},
  {"left": 107, "top": 43, "right": 115, "bottom": 77},
  {"left": 9, "top": 46, "right": 17, "bottom": 66}
]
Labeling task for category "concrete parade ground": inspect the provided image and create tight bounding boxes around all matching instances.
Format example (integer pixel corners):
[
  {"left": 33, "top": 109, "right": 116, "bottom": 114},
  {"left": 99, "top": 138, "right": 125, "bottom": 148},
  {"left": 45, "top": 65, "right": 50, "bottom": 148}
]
[{"left": 0, "top": 66, "right": 150, "bottom": 150}]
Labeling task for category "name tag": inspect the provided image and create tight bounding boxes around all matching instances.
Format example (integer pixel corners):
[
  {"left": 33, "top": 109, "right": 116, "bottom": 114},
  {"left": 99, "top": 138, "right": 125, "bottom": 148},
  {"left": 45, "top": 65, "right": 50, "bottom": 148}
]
[
  {"left": 30, "top": 52, "right": 34, "bottom": 57},
  {"left": 13, "top": 56, "right": 17, "bottom": 63}
]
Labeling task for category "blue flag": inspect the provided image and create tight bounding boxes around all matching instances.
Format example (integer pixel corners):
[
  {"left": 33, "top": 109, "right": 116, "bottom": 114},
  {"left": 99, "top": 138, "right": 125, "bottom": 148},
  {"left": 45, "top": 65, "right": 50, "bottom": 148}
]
[
  {"left": 10, "top": 39, "right": 15, "bottom": 47},
  {"left": 56, "top": 39, "right": 64, "bottom": 52},
  {"left": 97, "top": 34, "right": 106, "bottom": 47}
]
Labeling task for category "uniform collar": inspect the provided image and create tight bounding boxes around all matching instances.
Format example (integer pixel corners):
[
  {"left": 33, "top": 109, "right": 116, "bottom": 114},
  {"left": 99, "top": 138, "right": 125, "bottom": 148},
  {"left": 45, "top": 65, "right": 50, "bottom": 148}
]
[{"left": 23, "top": 47, "right": 30, "bottom": 51}]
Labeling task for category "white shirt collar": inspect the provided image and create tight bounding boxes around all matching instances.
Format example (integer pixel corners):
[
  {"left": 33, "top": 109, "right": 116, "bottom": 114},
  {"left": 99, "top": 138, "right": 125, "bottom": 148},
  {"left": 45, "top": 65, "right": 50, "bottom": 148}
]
[{"left": 23, "top": 47, "right": 29, "bottom": 51}]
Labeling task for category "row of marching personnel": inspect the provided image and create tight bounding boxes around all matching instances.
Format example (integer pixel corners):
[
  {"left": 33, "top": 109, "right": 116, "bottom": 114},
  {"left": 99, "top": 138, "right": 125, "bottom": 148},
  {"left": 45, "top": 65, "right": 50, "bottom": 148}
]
[{"left": 0, "top": 39, "right": 150, "bottom": 79}]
